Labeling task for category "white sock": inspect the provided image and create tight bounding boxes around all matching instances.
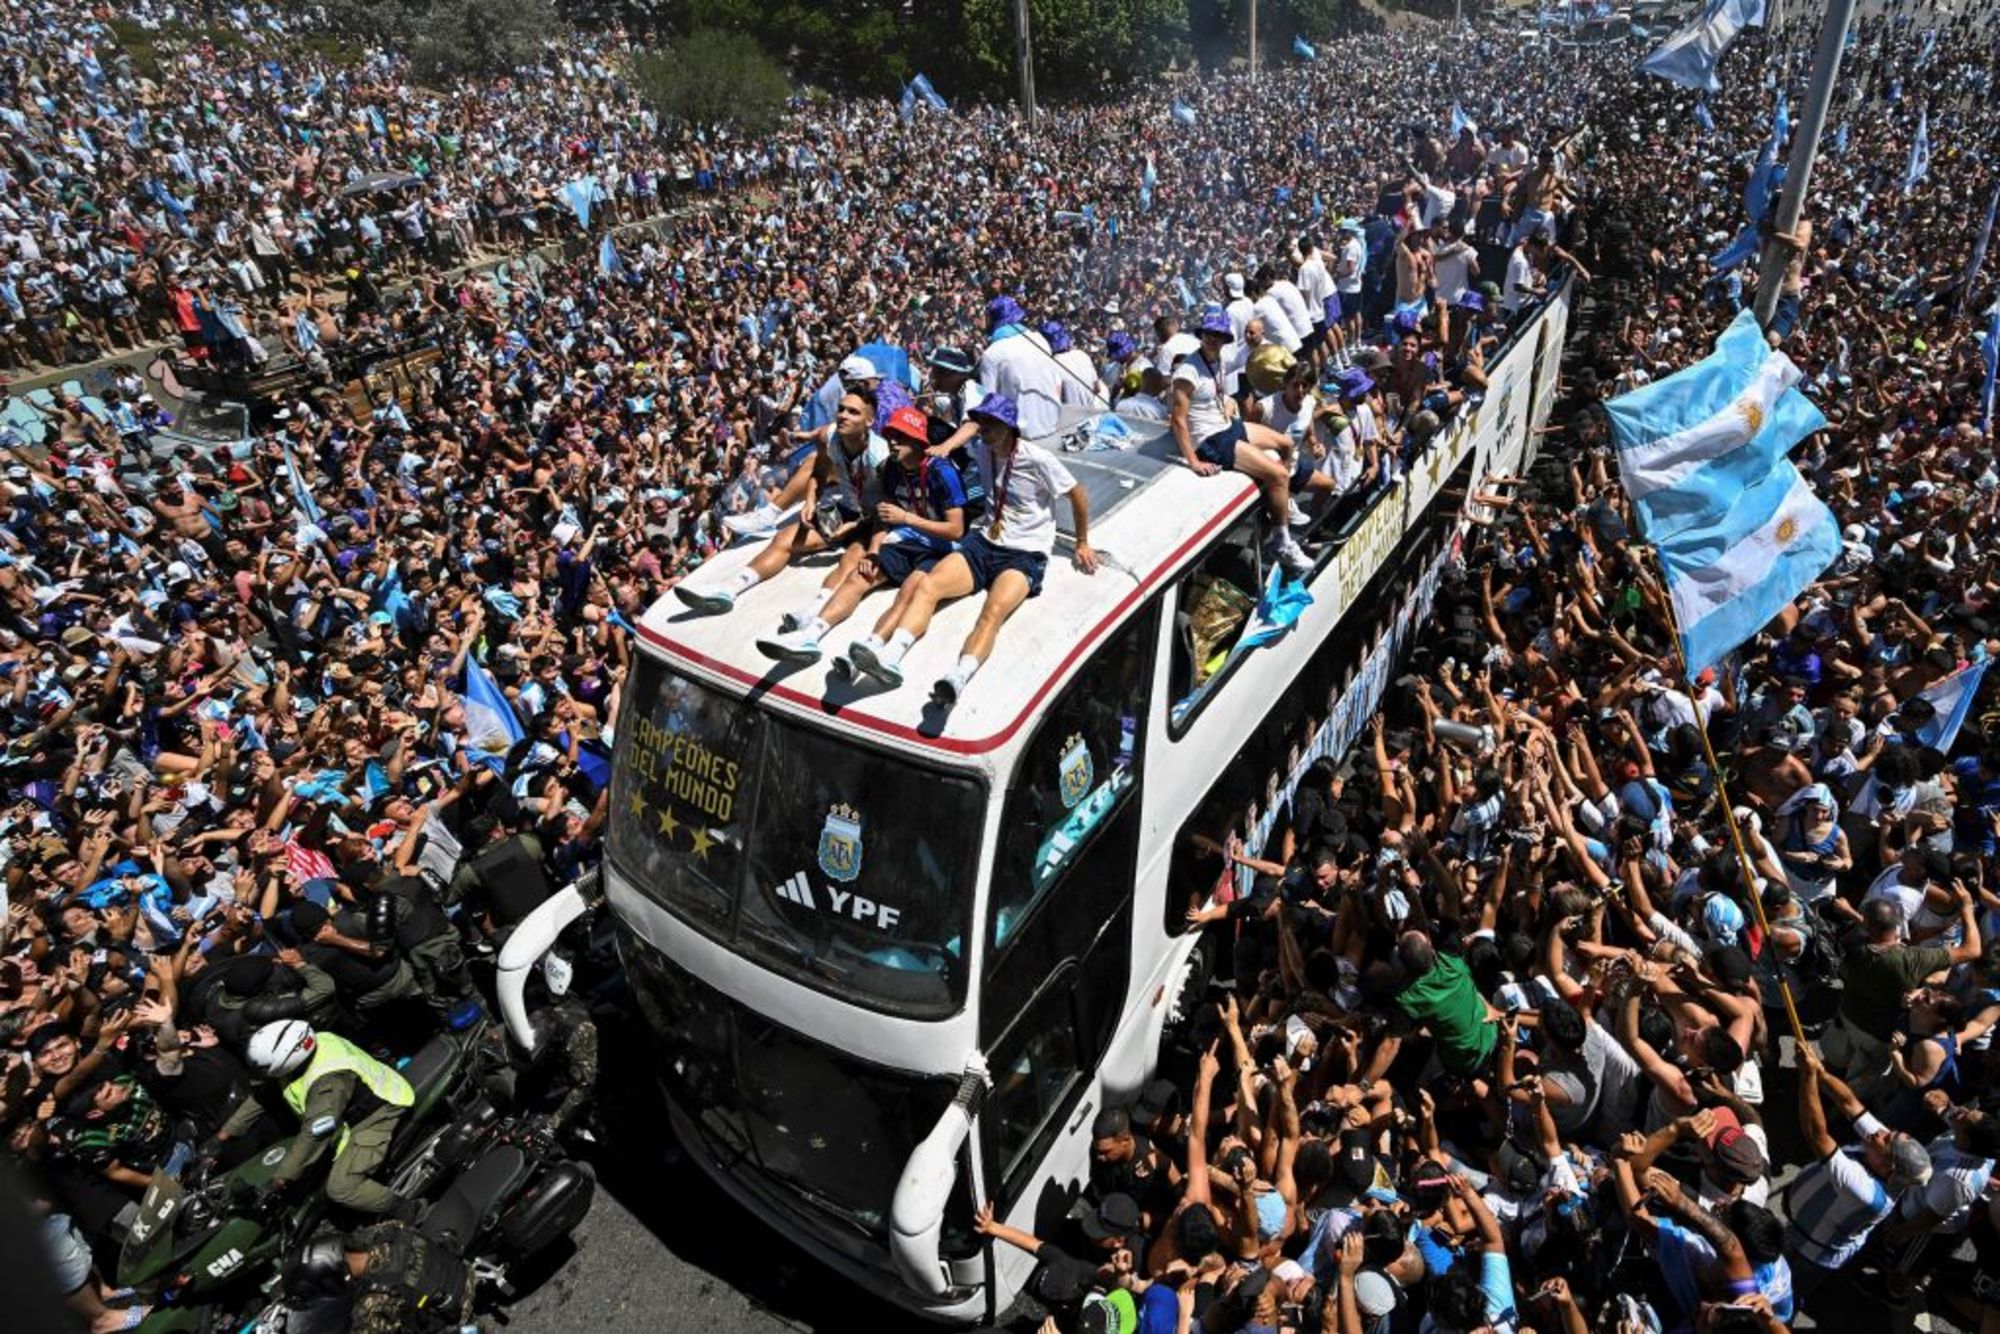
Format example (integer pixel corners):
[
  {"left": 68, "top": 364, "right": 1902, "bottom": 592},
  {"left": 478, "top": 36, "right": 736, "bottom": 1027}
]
[
  {"left": 954, "top": 655, "right": 981, "bottom": 684},
  {"left": 804, "top": 616, "right": 828, "bottom": 639},
  {"left": 854, "top": 633, "right": 883, "bottom": 652},
  {"left": 726, "top": 569, "right": 761, "bottom": 595},
  {"left": 882, "top": 628, "right": 916, "bottom": 664},
  {"left": 804, "top": 589, "right": 832, "bottom": 616}
]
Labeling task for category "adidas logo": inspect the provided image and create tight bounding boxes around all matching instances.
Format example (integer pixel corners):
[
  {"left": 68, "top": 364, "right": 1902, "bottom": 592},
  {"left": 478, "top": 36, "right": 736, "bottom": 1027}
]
[{"left": 774, "top": 872, "right": 815, "bottom": 910}]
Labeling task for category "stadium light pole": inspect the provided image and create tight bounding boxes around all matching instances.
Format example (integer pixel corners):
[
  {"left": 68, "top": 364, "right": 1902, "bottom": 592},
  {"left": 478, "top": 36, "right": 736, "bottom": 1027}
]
[
  {"left": 1752, "top": 0, "right": 1856, "bottom": 327},
  {"left": 1014, "top": 0, "right": 1037, "bottom": 130},
  {"left": 1249, "top": 0, "right": 1259, "bottom": 82}
]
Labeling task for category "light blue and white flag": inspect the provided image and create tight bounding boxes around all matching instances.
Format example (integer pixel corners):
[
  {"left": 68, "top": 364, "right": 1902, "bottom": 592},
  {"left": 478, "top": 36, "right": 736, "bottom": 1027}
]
[
  {"left": 559, "top": 176, "right": 599, "bottom": 227},
  {"left": 1642, "top": 0, "right": 1766, "bottom": 92},
  {"left": 910, "top": 73, "right": 948, "bottom": 112},
  {"left": 1606, "top": 309, "right": 1826, "bottom": 542},
  {"left": 1171, "top": 100, "right": 1198, "bottom": 127},
  {"left": 1960, "top": 181, "right": 1999, "bottom": 316},
  {"left": 1607, "top": 309, "right": 1839, "bottom": 673},
  {"left": 898, "top": 82, "right": 915, "bottom": 123},
  {"left": 1833, "top": 122, "right": 1848, "bottom": 155},
  {"left": 1450, "top": 101, "right": 1476, "bottom": 138},
  {"left": 1917, "top": 28, "right": 1937, "bottom": 68},
  {"left": 598, "top": 234, "right": 624, "bottom": 277},
  {"left": 1140, "top": 154, "right": 1156, "bottom": 211},
  {"left": 1914, "top": 658, "right": 1988, "bottom": 753},
  {"left": 1693, "top": 100, "right": 1715, "bottom": 134},
  {"left": 1745, "top": 93, "right": 1788, "bottom": 221},
  {"left": 461, "top": 659, "right": 525, "bottom": 771},
  {"left": 1654, "top": 458, "right": 1841, "bottom": 673},
  {"left": 279, "top": 432, "right": 323, "bottom": 531},
  {"left": 1905, "top": 105, "right": 1930, "bottom": 192},
  {"left": 1292, "top": 35, "right": 1318, "bottom": 61},
  {"left": 1982, "top": 300, "right": 2000, "bottom": 432}
]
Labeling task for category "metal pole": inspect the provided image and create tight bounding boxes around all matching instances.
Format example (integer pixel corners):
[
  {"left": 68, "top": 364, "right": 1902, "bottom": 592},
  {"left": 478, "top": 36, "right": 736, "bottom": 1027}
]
[
  {"left": 1249, "top": 0, "right": 1259, "bottom": 82},
  {"left": 1752, "top": 0, "right": 1857, "bottom": 327},
  {"left": 1014, "top": 0, "right": 1037, "bottom": 131}
]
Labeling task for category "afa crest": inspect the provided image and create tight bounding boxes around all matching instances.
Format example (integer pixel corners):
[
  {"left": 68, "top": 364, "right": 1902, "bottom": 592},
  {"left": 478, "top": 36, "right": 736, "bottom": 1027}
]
[
  {"left": 1058, "top": 733, "right": 1094, "bottom": 810},
  {"left": 818, "top": 803, "right": 864, "bottom": 883}
]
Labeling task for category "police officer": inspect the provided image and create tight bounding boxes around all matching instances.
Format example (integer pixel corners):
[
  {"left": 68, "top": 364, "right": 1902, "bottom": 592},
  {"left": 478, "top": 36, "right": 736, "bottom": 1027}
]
[
  {"left": 214, "top": 1020, "right": 414, "bottom": 1215},
  {"left": 447, "top": 811, "right": 555, "bottom": 943},
  {"left": 197, "top": 951, "right": 339, "bottom": 1049},
  {"left": 352, "top": 862, "right": 472, "bottom": 1016},
  {"left": 283, "top": 1222, "right": 475, "bottom": 1334}
]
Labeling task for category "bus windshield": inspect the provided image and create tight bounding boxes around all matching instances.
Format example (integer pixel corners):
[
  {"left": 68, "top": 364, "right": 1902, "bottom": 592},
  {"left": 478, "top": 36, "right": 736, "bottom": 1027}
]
[{"left": 608, "top": 655, "right": 984, "bottom": 1016}]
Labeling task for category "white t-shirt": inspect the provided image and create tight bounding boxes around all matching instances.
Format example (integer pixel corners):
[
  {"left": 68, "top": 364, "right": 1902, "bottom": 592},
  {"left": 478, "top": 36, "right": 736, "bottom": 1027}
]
[
  {"left": 1172, "top": 352, "right": 1234, "bottom": 444},
  {"left": 1503, "top": 246, "right": 1539, "bottom": 313},
  {"left": 1486, "top": 141, "right": 1531, "bottom": 177},
  {"left": 1269, "top": 279, "right": 1318, "bottom": 342},
  {"left": 1861, "top": 866, "right": 1926, "bottom": 936},
  {"left": 978, "top": 328, "right": 1065, "bottom": 441},
  {"left": 1902, "top": 1139, "right": 1994, "bottom": 1233},
  {"left": 1258, "top": 389, "right": 1313, "bottom": 450},
  {"left": 1336, "top": 237, "right": 1365, "bottom": 295},
  {"left": 973, "top": 440, "right": 1076, "bottom": 557},
  {"left": 1252, "top": 294, "right": 1304, "bottom": 352},
  {"left": 1297, "top": 254, "right": 1336, "bottom": 317},
  {"left": 1054, "top": 347, "right": 1107, "bottom": 408},
  {"left": 1155, "top": 331, "right": 1201, "bottom": 376},
  {"left": 1432, "top": 241, "right": 1478, "bottom": 304}
]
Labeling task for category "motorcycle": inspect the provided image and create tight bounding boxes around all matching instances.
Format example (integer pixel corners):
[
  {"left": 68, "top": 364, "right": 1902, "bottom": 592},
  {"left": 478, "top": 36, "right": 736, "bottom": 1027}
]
[
  {"left": 119, "top": 1003, "right": 507, "bottom": 1331},
  {"left": 214, "top": 1128, "right": 595, "bottom": 1334}
]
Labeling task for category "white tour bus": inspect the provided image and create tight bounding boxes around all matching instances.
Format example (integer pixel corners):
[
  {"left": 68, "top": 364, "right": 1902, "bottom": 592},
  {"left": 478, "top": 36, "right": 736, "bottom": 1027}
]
[{"left": 566, "top": 288, "right": 1571, "bottom": 1322}]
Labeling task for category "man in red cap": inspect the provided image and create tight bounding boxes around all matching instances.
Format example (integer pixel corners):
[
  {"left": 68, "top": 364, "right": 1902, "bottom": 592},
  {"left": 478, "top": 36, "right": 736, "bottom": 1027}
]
[{"left": 756, "top": 405, "right": 967, "bottom": 665}]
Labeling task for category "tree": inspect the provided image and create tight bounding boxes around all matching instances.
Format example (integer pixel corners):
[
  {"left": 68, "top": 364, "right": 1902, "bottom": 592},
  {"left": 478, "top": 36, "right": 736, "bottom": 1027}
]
[
  {"left": 320, "top": 0, "right": 554, "bottom": 78},
  {"left": 959, "top": 0, "right": 1192, "bottom": 99},
  {"left": 631, "top": 30, "right": 791, "bottom": 133}
]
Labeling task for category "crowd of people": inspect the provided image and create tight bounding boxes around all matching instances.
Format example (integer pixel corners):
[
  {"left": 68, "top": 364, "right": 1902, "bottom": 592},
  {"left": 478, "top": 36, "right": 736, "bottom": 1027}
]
[{"left": 2, "top": 0, "right": 1999, "bottom": 1330}]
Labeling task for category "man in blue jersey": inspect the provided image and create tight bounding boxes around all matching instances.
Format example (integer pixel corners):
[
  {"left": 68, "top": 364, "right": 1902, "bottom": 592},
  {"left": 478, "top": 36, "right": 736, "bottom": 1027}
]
[
  {"left": 1785, "top": 1044, "right": 1932, "bottom": 1304},
  {"left": 754, "top": 405, "right": 967, "bottom": 666}
]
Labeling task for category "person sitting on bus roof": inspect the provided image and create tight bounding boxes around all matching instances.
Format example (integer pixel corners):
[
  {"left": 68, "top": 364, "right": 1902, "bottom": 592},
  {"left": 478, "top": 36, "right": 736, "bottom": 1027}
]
[
  {"left": 1246, "top": 361, "right": 1343, "bottom": 531},
  {"left": 722, "top": 356, "right": 904, "bottom": 539},
  {"left": 673, "top": 388, "right": 887, "bottom": 615},
  {"left": 847, "top": 392, "right": 1097, "bottom": 706},
  {"left": 1172, "top": 309, "right": 1315, "bottom": 579},
  {"left": 755, "top": 405, "right": 967, "bottom": 666}
]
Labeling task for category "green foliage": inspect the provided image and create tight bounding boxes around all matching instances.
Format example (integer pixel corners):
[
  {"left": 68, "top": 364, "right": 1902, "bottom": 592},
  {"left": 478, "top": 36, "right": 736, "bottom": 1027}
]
[
  {"left": 960, "top": 0, "right": 1192, "bottom": 97},
  {"left": 320, "top": 0, "right": 553, "bottom": 78},
  {"left": 631, "top": 30, "right": 792, "bottom": 134}
]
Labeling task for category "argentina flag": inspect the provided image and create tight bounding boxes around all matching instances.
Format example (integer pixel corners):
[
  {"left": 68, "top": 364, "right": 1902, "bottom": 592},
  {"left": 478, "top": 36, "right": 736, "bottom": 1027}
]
[
  {"left": 1642, "top": 0, "right": 1765, "bottom": 92},
  {"left": 1607, "top": 309, "right": 1838, "bottom": 672}
]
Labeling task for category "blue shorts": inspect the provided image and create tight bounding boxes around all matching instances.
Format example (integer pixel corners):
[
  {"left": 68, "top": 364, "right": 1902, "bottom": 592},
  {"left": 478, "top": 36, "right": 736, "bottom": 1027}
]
[
  {"left": 958, "top": 531, "right": 1048, "bottom": 597},
  {"left": 873, "top": 540, "right": 948, "bottom": 587},
  {"left": 1196, "top": 420, "right": 1248, "bottom": 470},
  {"left": 1301, "top": 323, "right": 1328, "bottom": 356}
]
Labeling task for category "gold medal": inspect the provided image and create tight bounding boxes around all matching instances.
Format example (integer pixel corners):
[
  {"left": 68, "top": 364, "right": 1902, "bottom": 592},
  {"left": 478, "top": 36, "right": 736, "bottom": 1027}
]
[{"left": 987, "top": 517, "right": 1004, "bottom": 542}]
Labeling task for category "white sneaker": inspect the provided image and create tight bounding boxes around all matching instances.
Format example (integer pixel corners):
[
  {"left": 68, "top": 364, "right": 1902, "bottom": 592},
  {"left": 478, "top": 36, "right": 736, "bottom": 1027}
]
[
  {"left": 1275, "top": 537, "right": 1315, "bottom": 579},
  {"left": 674, "top": 585, "right": 735, "bottom": 614},
  {"left": 1287, "top": 499, "right": 1310, "bottom": 528},
  {"left": 755, "top": 626, "right": 823, "bottom": 665},
  {"left": 849, "top": 639, "right": 903, "bottom": 688},
  {"left": 722, "top": 503, "right": 784, "bottom": 539}
]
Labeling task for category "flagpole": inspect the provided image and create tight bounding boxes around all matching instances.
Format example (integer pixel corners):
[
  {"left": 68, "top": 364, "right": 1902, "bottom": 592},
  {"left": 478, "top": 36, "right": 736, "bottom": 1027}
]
[
  {"left": 1249, "top": 0, "right": 1260, "bottom": 83},
  {"left": 1643, "top": 548, "right": 1809, "bottom": 1046},
  {"left": 1752, "top": 0, "right": 1858, "bottom": 327},
  {"left": 1013, "top": 0, "right": 1037, "bottom": 131}
]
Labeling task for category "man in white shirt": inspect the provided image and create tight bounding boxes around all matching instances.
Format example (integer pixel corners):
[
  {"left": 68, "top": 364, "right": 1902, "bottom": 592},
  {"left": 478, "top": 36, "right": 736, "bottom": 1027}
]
[
  {"left": 1042, "top": 320, "right": 1107, "bottom": 408},
  {"left": 1295, "top": 232, "right": 1339, "bottom": 372},
  {"left": 1261, "top": 263, "right": 1317, "bottom": 360},
  {"left": 1334, "top": 220, "right": 1366, "bottom": 342},
  {"left": 976, "top": 294, "right": 1065, "bottom": 440},
  {"left": 1430, "top": 221, "right": 1481, "bottom": 306},
  {"left": 849, "top": 393, "right": 1097, "bottom": 706}
]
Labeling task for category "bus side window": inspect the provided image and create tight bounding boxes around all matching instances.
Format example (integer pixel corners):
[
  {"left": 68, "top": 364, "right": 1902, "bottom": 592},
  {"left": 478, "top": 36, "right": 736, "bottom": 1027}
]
[
  {"left": 985, "top": 974, "right": 1084, "bottom": 1194},
  {"left": 1169, "top": 512, "right": 1265, "bottom": 732},
  {"left": 986, "top": 602, "right": 1158, "bottom": 957}
]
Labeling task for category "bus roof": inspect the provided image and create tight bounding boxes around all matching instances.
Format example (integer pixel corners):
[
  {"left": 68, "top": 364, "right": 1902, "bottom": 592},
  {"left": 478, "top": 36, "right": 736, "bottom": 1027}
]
[{"left": 636, "top": 410, "right": 1257, "bottom": 764}]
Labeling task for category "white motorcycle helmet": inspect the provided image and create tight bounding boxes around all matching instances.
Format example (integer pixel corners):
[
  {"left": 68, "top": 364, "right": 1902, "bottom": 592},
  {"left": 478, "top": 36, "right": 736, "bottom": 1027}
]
[{"left": 247, "top": 1019, "right": 317, "bottom": 1080}]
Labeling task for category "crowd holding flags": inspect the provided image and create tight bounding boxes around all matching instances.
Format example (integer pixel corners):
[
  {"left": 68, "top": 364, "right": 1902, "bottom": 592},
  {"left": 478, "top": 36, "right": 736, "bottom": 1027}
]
[
  {"left": 1904, "top": 104, "right": 1930, "bottom": 192},
  {"left": 1605, "top": 309, "right": 1839, "bottom": 675}
]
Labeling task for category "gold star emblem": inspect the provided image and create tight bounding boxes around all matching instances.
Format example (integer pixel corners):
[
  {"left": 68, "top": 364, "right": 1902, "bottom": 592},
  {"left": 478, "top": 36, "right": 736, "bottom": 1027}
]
[
  {"left": 1775, "top": 516, "right": 1798, "bottom": 544},
  {"left": 1736, "top": 398, "right": 1765, "bottom": 436},
  {"left": 627, "top": 791, "right": 647, "bottom": 820},
  {"left": 656, "top": 806, "right": 680, "bottom": 840},
  {"left": 1428, "top": 450, "right": 1444, "bottom": 487},
  {"left": 688, "top": 827, "right": 715, "bottom": 860}
]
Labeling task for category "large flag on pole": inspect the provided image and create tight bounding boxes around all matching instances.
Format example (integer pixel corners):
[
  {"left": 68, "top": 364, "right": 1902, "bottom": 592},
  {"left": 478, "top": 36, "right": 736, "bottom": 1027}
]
[
  {"left": 1904, "top": 105, "right": 1930, "bottom": 192},
  {"left": 1292, "top": 36, "right": 1318, "bottom": 60},
  {"left": 1606, "top": 310, "right": 1839, "bottom": 673},
  {"left": 1642, "top": 0, "right": 1766, "bottom": 92},
  {"left": 910, "top": 73, "right": 949, "bottom": 112},
  {"left": 1982, "top": 299, "right": 2000, "bottom": 432}
]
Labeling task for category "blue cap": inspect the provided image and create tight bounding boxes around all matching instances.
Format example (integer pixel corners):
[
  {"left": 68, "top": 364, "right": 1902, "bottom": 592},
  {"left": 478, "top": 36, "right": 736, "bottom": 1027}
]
[
  {"left": 1453, "top": 289, "right": 1487, "bottom": 313},
  {"left": 1039, "top": 320, "right": 1073, "bottom": 354},
  {"left": 1106, "top": 330, "right": 1137, "bottom": 360},
  {"left": 986, "top": 294, "right": 1027, "bottom": 331},
  {"left": 1389, "top": 309, "right": 1423, "bottom": 335},
  {"left": 1195, "top": 309, "right": 1234, "bottom": 341},
  {"left": 967, "top": 392, "right": 1019, "bottom": 433},
  {"left": 1338, "top": 370, "right": 1376, "bottom": 400}
]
